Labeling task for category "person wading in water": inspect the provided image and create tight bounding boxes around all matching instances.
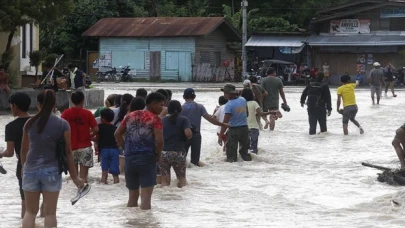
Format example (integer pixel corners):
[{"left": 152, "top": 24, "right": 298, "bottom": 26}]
[{"left": 300, "top": 72, "right": 332, "bottom": 135}]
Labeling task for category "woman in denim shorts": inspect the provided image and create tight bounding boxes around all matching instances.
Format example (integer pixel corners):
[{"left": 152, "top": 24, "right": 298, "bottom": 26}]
[
  {"left": 20, "top": 90, "right": 84, "bottom": 227},
  {"left": 159, "top": 100, "right": 193, "bottom": 188}
]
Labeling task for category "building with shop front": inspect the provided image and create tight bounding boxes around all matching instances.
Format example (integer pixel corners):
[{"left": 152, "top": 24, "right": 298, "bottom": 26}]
[
  {"left": 0, "top": 25, "right": 40, "bottom": 88},
  {"left": 82, "top": 17, "right": 241, "bottom": 82},
  {"left": 307, "top": 0, "right": 405, "bottom": 84},
  {"left": 245, "top": 32, "right": 309, "bottom": 66}
]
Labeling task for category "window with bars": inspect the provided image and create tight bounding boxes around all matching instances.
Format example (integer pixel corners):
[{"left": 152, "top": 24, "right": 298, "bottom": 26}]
[
  {"left": 214, "top": 52, "right": 221, "bottom": 66},
  {"left": 200, "top": 52, "right": 210, "bottom": 64}
]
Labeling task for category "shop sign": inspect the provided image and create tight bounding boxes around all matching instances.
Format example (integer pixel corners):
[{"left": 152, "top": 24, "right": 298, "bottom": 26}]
[
  {"left": 330, "top": 19, "right": 370, "bottom": 34},
  {"left": 380, "top": 8, "right": 405, "bottom": 18},
  {"left": 279, "top": 46, "right": 304, "bottom": 54}
]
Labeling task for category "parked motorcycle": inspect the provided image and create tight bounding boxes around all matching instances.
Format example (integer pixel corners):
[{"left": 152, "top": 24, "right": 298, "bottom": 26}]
[
  {"left": 95, "top": 67, "right": 121, "bottom": 83},
  {"left": 120, "top": 65, "right": 132, "bottom": 82}
]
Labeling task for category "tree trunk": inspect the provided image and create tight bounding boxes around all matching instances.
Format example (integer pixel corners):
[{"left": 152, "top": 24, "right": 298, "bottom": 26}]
[
  {"left": 35, "top": 67, "right": 38, "bottom": 82},
  {"left": 1, "top": 27, "right": 17, "bottom": 71}
]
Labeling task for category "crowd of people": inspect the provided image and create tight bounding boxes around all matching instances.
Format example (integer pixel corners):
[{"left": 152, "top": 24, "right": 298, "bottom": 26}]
[{"left": 1, "top": 63, "right": 405, "bottom": 227}]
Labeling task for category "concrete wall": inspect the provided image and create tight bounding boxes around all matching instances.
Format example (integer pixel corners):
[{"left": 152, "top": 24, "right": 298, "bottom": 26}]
[{"left": 0, "top": 89, "right": 104, "bottom": 111}]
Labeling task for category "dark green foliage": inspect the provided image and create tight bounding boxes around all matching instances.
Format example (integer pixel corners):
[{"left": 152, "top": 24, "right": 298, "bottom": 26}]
[
  {"left": 29, "top": 50, "right": 43, "bottom": 80},
  {"left": 0, "top": 0, "right": 73, "bottom": 70},
  {"left": 33, "top": 0, "right": 349, "bottom": 58}
]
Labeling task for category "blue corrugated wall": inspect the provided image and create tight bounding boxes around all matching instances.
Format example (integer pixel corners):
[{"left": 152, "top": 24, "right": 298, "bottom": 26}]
[{"left": 100, "top": 37, "right": 195, "bottom": 81}]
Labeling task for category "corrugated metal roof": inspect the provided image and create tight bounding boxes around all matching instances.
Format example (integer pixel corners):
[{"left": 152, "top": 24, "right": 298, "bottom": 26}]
[
  {"left": 82, "top": 17, "right": 239, "bottom": 38},
  {"left": 245, "top": 35, "right": 307, "bottom": 47},
  {"left": 307, "top": 34, "right": 405, "bottom": 46}
]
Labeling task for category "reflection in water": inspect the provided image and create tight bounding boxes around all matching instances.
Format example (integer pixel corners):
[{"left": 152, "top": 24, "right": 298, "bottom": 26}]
[{"left": 1, "top": 84, "right": 405, "bottom": 227}]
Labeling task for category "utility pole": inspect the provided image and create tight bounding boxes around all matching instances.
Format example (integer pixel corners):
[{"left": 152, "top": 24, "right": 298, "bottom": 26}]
[
  {"left": 241, "top": 0, "right": 248, "bottom": 79},
  {"left": 232, "top": 0, "right": 235, "bottom": 15}
]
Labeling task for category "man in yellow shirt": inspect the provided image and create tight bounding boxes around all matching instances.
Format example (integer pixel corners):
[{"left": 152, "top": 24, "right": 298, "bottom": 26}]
[{"left": 336, "top": 75, "right": 364, "bottom": 135}]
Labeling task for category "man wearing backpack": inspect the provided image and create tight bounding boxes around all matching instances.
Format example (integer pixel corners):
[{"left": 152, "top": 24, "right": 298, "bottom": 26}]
[{"left": 300, "top": 72, "right": 332, "bottom": 135}]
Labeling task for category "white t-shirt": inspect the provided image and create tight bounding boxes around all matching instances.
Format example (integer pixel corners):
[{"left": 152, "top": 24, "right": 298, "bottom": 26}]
[
  {"left": 213, "top": 105, "right": 226, "bottom": 133},
  {"left": 111, "top": 107, "right": 120, "bottom": 126},
  {"left": 247, "top": 101, "right": 260, "bottom": 129},
  {"left": 323, "top": 65, "right": 330, "bottom": 74}
]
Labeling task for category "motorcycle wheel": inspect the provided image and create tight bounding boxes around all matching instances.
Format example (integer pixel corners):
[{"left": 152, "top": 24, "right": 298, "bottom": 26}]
[
  {"left": 113, "top": 73, "right": 122, "bottom": 83},
  {"left": 95, "top": 73, "right": 102, "bottom": 83}
]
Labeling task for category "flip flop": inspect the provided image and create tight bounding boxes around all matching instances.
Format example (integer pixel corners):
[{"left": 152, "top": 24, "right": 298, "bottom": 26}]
[
  {"left": 0, "top": 162, "right": 6, "bottom": 174},
  {"left": 71, "top": 184, "right": 91, "bottom": 206}
]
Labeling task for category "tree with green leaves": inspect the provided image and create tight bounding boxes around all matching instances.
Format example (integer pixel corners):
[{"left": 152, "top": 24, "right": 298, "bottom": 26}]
[
  {"left": 40, "top": 0, "right": 148, "bottom": 59},
  {"left": 223, "top": 4, "right": 259, "bottom": 32},
  {"left": 29, "top": 50, "right": 43, "bottom": 81},
  {"left": 0, "top": 0, "right": 73, "bottom": 70}
]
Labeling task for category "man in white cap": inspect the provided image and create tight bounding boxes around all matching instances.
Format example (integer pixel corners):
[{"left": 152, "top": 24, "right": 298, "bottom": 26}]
[
  {"left": 243, "top": 79, "right": 252, "bottom": 89},
  {"left": 369, "top": 62, "right": 385, "bottom": 105}
]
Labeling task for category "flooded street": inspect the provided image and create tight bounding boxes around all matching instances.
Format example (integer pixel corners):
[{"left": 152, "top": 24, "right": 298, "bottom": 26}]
[{"left": 1, "top": 82, "right": 405, "bottom": 227}]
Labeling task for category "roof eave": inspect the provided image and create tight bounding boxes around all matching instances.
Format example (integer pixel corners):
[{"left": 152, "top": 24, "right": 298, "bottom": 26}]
[
  {"left": 309, "top": 43, "right": 405, "bottom": 46},
  {"left": 311, "top": 1, "right": 405, "bottom": 24},
  {"left": 316, "top": 0, "right": 384, "bottom": 14},
  {"left": 203, "top": 18, "right": 241, "bottom": 42}
]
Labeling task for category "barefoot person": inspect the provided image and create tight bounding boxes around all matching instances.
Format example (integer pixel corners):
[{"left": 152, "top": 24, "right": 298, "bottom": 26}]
[
  {"left": 96, "top": 109, "right": 120, "bottom": 184},
  {"left": 219, "top": 84, "right": 251, "bottom": 162},
  {"left": 115, "top": 92, "right": 165, "bottom": 210},
  {"left": 369, "top": 62, "right": 385, "bottom": 105},
  {"left": 0, "top": 92, "right": 31, "bottom": 218},
  {"left": 21, "top": 90, "right": 84, "bottom": 228},
  {"left": 392, "top": 124, "right": 405, "bottom": 169},
  {"left": 0, "top": 65, "right": 11, "bottom": 96},
  {"left": 337, "top": 75, "right": 364, "bottom": 135},
  {"left": 260, "top": 67, "right": 288, "bottom": 131},
  {"left": 62, "top": 91, "right": 99, "bottom": 183},
  {"left": 159, "top": 100, "right": 192, "bottom": 188},
  {"left": 181, "top": 88, "right": 227, "bottom": 166}
]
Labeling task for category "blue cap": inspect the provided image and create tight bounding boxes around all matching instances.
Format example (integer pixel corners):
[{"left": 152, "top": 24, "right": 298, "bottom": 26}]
[{"left": 184, "top": 88, "right": 195, "bottom": 97}]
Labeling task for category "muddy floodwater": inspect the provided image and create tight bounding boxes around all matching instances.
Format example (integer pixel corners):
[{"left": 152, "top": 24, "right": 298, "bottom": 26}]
[{"left": 1, "top": 83, "right": 405, "bottom": 227}]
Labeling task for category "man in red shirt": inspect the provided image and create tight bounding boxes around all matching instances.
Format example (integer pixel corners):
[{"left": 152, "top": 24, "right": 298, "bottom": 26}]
[{"left": 62, "top": 91, "right": 99, "bottom": 183}]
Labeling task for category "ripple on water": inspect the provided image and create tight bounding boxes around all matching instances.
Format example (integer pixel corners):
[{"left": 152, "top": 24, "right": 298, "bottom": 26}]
[{"left": 1, "top": 85, "right": 405, "bottom": 227}]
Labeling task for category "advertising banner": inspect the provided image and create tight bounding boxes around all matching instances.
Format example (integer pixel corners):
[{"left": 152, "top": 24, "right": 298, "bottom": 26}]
[
  {"left": 330, "top": 19, "right": 370, "bottom": 34},
  {"left": 357, "top": 54, "right": 366, "bottom": 73},
  {"left": 380, "top": 8, "right": 405, "bottom": 18},
  {"left": 99, "top": 51, "right": 112, "bottom": 67}
]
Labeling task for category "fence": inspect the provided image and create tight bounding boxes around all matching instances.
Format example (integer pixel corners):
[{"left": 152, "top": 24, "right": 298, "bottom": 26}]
[{"left": 192, "top": 63, "right": 242, "bottom": 82}]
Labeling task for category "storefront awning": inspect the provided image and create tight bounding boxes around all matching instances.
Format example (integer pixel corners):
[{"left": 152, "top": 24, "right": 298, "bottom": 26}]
[
  {"left": 246, "top": 35, "right": 306, "bottom": 47},
  {"left": 307, "top": 34, "right": 405, "bottom": 46}
]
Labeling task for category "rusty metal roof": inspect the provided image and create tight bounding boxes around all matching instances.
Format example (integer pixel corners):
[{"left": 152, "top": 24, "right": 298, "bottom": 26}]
[{"left": 82, "top": 17, "right": 240, "bottom": 40}]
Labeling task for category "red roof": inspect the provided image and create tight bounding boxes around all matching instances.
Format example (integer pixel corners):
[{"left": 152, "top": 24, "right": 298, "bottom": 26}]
[{"left": 82, "top": 17, "right": 240, "bottom": 40}]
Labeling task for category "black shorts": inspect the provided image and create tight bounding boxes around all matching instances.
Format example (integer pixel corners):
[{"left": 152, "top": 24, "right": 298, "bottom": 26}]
[{"left": 125, "top": 154, "right": 157, "bottom": 189}]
